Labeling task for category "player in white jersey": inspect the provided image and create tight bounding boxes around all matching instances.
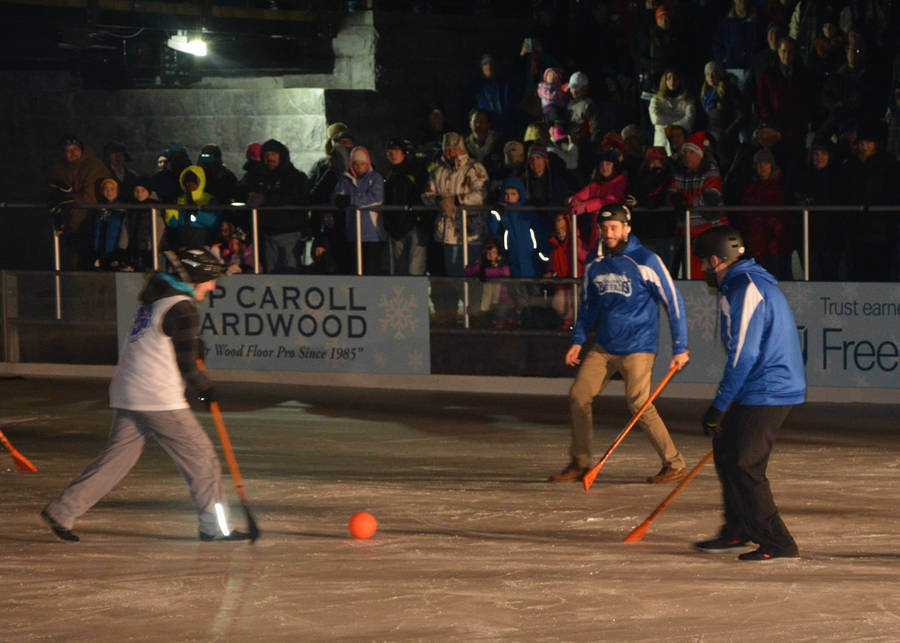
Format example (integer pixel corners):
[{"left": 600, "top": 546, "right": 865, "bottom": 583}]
[{"left": 41, "top": 248, "right": 249, "bottom": 542}]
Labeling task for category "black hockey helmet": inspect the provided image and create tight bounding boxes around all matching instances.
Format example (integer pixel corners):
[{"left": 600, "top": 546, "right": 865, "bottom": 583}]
[
  {"left": 694, "top": 225, "right": 746, "bottom": 262},
  {"left": 598, "top": 203, "right": 631, "bottom": 225},
  {"left": 177, "top": 248, "right": 225, "bottom": 283}
]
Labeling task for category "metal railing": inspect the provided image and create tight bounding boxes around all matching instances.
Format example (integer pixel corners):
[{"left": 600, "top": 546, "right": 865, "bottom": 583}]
[{"left": 2, "top": 201, "right": 899, "bottom": 323}]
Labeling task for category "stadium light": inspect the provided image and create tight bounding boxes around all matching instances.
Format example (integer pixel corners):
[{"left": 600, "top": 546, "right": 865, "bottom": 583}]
[{"left": 166, "top": 30, "right": 207, "bottom": 57}]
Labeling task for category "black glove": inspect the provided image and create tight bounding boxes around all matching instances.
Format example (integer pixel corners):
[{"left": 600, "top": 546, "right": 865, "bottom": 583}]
[
  {"left": 702, "top": 406, "right": 725, "bottom": 436},
  {"left": 197, "top": 386, "right": 216, "bottom": 409}
]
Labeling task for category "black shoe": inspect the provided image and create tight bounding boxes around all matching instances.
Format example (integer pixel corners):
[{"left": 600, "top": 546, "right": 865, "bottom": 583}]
[
  {"left": 694, "top": 536, "right": 751, "bottom": 553},
  {"left": 738, "top": 547, "right": 799, "bottom": 562},
  {"left": 199, "top": 530, "right": 251, "bottom": 542},
  {"left": 41, "top": 509, "right": 79, "bottom": 542}
]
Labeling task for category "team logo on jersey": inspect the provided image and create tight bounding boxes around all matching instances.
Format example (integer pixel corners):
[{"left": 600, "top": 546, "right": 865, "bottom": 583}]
[
  {"left": 128, "top": 305, "right": 152, "bottom": 342},
  {"left": 593, "top": 273, "right": 632, "bottom": 296}
]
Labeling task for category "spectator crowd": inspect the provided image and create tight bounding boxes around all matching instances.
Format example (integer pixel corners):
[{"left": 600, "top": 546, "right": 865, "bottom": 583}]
[{"left": 48, "top": 0, "right": 900, "bottom": 319}]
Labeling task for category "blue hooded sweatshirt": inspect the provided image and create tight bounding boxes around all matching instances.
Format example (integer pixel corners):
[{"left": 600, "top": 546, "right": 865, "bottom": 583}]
[
  {"left": 573, "top": 234, "right": 688, "bottom": 356},
  {"left": 712, "top": 258, "right": 806, "bottom": 410}
]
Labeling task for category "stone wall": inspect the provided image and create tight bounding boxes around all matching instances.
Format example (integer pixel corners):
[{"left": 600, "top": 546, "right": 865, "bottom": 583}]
[{"left": 0, "top": 9, "right": 530, "bottom": 204}]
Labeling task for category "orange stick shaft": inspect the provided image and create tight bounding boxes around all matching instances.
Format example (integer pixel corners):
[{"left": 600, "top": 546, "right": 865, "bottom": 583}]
[{"left": 624, "top": 449, "right": 714, "bottom": 542}]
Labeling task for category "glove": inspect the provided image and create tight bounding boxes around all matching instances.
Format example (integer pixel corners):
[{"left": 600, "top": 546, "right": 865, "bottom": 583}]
[
  {"left": 197, "top": 386, "right": 216, "bottom": 409},
  {"left": 701, "top": 406, "right": 725, "bottom": 436},
  {"left": 438, "top": 196, "right": 457, "bottom": 218}
]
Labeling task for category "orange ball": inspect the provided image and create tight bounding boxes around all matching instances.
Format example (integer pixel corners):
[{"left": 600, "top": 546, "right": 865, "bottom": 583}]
[{"left": 348, "top": 512, "right": 377, "bottom": 539}]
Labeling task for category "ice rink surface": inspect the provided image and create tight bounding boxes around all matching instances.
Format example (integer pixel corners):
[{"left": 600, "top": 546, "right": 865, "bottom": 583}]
[{"left": 1, "top": 375, "right": 899, "bottom": 642}]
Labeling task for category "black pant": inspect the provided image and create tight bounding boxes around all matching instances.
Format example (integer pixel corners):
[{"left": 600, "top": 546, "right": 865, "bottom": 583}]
[{"left": 713, "top": 404, "right": 798, "bottom": 554}]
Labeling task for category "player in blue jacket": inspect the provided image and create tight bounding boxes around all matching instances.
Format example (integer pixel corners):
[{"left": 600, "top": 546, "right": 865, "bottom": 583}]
[
  {"left": 693, "top": 225, "right": 805, "bottom": 562},
  {"left": 549, "top": 204, "right": 690, "bottom": 484}
]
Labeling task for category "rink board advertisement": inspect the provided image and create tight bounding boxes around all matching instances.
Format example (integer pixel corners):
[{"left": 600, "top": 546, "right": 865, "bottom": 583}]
[
  {"left": 653, "top": 282, "right": 900, "bottom": 389},
  {"left": 115, "top": 274, "right": 430, "bottom": 374}
]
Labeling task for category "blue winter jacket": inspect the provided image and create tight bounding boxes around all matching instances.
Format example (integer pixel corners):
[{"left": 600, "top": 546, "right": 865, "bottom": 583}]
[
  {"left": 573, "top": 235, "right": 688, "bottom": 356},
  {"left": 712, "top": 259, "right": 806, "bottom": 410},
  {"left": 711, "top": 14, "right": 763, "bottom": 70},
  {"left": 488, "top": 176, "right": 546, "bottom": 278},
  {"left": 333, "top": 168, "right": 385, "bottom": 243}
]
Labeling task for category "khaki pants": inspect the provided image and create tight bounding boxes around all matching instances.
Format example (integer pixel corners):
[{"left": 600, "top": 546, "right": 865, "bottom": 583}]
[{"left": 568, "top": 346, "right": 684, "bottom": 471}]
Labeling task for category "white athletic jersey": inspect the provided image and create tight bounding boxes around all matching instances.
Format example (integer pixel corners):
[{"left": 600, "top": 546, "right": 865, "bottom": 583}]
[{"left": 109, "top": 294, "right": 193, "bottom": 411}]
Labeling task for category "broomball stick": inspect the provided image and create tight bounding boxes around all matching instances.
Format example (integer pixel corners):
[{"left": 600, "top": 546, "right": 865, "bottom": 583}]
[
  {"left": 582, "top": 362, "right": 680, "bottom": 491},
  {"left": 0, "top": 428, "right": 38, "bottom": 472},
  {"left": 623, "top": 449, "right": 714, "bottom": 543},
  {"left": 196, "top": 358, "right": 261, "bottom": 543}
]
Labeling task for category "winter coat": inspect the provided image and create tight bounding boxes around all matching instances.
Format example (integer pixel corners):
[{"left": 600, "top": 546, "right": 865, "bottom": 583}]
[
  {"left": 573, "top": 234, "right": 688, "bottom": 356},
  {"left": 711, "top": 259, "right": 806, "bottom": 411},
  {"left": 332, "top": 147, "right": 385, "bottom": 243},
  {"left": 422, "top": 144, "right": 489, "bottom": 246},
  {"left": 165, "top": 166, "right": 219, "bottom": 231},
  {"left": 712, "top": 9, "right": 764, "bottom": 70},
  {"left": 546, "top": 227, "right": 587, "bottom": 278},
  {"left": 465, "top": 130, "right": 504, "bottom": 177},
  {"left": 254, "top": 139, "right": 311, "bottom": 235},
  {"left": 570, "top": 171, "right": 628, "bottom": 253},
  {"left": 637, "top": 27, "right": 684, "bottom": 93},
  {"left": 741, "top": 171, "right": 792, "bottom": 258},
  {"left": 50, "top": 146, "right": 110, "bottom": 233},
  {"left": 472, "top": 76, "right": 511, "bottom": 136},
  {"left": 649, "top": 92, "right": 696, "bottom": 152},
  {"left": 567, "top": 96, "right": 601, "bottom": 147},
  {"left": 487, "top": 176, "right": 545, "bottom": 278},
  {"left": 383, "top": 158, "right": 426, "bottom": 240},
  {"left": 668, "top": 157, "right": 724, "bottom": 229},
  {"left": 840, "top": 150, "right": 900, "bottom": 245},
  {"left": 755, "top": 63, "right": 816, "bottom": 141},
  {"left": 93, "top": 195, "right": 127, "bottom": 258},
  {"left": 630, "top": 165, "right": 677, "bottom": 240},
  {"left": 198, "top": 144, "right": 238, "bottom": 205},
  {"left": 700, "top": 75, "right": 746, "bottom": 164}
]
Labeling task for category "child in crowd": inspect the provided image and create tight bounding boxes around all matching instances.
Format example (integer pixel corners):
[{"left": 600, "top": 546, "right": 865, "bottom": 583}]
[
  {"left": 93, "top": 177, "right": 128, "bottom": 270},
  {"left": 464, "top": 239, "right": 514, "bottom": 328},
  {"left": 165, "top": 165, "right": 220, "bottom": 250},
  {"left": 220, "top": 228, "right": 255, "bottom": 274},
  {"left": 128, "top": 177, "right": 162, "bottom": 271},
  {"left": 544, "top": 213, "right": 586, "bottom": 330},
  {"left": 537, "top": 67, "right": 569, "bottom": 143},
  {"left": 488, "top": 176, "right": 545, "bottom": 279}
]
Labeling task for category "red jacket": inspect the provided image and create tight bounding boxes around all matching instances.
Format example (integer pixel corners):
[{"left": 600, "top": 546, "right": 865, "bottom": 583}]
[
  {"left": 570, "top": 172, "right": 628, "bottom": 252},
  {"left": 546, "top": 231, "right": 588, "bottom": 278},
  {"left": 741, "top": 173, "right": 792, "bottom": 257}
]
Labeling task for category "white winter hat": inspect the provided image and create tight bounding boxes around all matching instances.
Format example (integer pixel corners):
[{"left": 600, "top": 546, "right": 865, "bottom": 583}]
[{"left": 568, "top": 71, "right": 589, "bottom": 91}]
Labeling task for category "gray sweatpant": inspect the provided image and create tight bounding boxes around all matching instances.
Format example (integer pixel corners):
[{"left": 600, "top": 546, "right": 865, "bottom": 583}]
[{"left": 43, "top": 408, "right": 227, "bottom": 537}]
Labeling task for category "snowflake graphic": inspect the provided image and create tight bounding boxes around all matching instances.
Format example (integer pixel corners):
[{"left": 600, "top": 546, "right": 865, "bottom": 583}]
[
  {"left": 378, "top": 286, "right": 419, "bottom": 340},
  {"left": 408, "top": 349, "right": 424, "bottom": 371}
]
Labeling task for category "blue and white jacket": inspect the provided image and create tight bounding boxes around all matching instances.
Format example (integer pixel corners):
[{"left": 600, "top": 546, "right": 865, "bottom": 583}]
[
  {"left": 712, "top": 259, "right": 806, "bottom": 410},
  {"left": 573, "top": 235, "right": 688, "bottom": 357}
]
